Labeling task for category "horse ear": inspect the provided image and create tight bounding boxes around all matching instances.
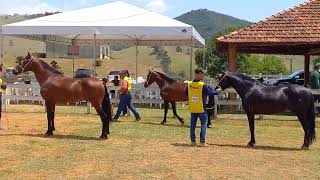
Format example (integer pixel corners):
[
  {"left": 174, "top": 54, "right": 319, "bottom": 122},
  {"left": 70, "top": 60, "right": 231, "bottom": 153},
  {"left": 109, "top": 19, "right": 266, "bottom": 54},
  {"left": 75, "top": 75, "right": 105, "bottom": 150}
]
[{"left": 27, "top": 52, "right": 33, "bottom": 60}]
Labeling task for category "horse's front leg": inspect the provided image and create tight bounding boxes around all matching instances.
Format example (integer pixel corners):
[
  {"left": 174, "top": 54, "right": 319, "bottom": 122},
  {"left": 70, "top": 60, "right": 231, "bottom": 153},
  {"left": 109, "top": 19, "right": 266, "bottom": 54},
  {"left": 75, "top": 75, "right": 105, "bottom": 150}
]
[
  {"left": 161, "top": 101, "right": 169, "bottom": 124},
  {"left": 247, "top": 114, "right": 256, "bottom": 147},
  {"left": 45, "top": 101, "right": 55, "bottom": 136},
  {"left": 170, "top": 101, "right": 184, "bottom": 125}
]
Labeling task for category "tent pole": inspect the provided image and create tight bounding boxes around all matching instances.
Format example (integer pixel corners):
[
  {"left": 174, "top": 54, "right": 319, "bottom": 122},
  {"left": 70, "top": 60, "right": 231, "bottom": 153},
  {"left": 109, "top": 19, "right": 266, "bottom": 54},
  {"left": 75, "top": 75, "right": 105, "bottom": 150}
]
[
  {"left": 72, "top": 40, "right": 75, "bottom": 77},
  {"left": 135, "top": 39, "right": 138, "bottom": 80},
  {"left": 93, "top": 33, "right": 96, "bottom": 77},
  {"left": 0, "top": 34, "right": 4, "bottom": 65},
  {"left": 189, "top": 37, "right": 194, "bottom": 79}
]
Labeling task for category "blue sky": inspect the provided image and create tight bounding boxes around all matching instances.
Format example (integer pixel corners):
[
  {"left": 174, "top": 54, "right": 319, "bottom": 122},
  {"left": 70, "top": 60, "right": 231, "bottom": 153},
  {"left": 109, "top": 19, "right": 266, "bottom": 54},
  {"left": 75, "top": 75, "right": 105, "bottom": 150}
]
[{"left": 1, "top": 0, "right": 305, "bottom": 22}]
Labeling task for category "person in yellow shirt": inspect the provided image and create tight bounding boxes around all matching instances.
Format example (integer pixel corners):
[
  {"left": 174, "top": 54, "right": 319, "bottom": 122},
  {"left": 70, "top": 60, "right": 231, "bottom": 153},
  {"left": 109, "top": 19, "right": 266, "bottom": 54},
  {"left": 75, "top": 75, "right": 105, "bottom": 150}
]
[
  {"left": 185, "top": 68, "right": 222, "bottom": 147},
  {"left": 113, "top": 70, "right": 140, "bottom": 121}
]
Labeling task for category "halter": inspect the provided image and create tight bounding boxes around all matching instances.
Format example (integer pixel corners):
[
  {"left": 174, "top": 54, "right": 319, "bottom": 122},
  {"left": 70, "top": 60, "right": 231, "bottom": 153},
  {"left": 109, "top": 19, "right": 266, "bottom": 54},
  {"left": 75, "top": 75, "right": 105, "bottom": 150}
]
[
  {"left": 18, "top": 59, "right": 32, "bottom": 74},
  {"left": 217, "top": 71, "right": 228, "bottom": 86}
]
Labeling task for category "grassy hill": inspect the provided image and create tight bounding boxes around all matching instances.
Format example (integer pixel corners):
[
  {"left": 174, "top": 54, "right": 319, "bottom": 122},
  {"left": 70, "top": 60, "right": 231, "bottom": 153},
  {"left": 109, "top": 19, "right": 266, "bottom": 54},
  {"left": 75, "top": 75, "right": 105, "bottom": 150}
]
[{"left": 175, "top": 9, "right": 251, "bottom": 41}]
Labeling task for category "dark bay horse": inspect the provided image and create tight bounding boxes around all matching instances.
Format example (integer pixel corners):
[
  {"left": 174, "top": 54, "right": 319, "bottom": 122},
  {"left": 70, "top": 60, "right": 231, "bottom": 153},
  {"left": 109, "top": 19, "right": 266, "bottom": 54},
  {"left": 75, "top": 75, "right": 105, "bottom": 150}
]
[
  {"left": 144, "top": 70, "right": 187, "bottom": 125},
  {"left": 13, "top": 52, "right": 112, "bottom": 139},
  {"left": 217, "top": 72, "right": 316, "bottom": 149}
]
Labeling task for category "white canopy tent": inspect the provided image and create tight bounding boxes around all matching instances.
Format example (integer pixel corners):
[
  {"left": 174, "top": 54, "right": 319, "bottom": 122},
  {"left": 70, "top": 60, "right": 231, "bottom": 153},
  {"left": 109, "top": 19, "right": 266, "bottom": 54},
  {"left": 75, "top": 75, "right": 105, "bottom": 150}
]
[{"left": 1, "top": 1, "right": 205, "bottom": 78}]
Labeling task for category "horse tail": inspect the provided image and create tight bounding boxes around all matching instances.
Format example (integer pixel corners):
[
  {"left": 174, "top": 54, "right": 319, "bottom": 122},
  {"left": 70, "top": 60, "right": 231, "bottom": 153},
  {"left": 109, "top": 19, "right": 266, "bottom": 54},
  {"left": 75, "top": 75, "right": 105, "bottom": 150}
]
[
  {"left": 308, "top": 98, "right": 316, "bottom": 145},
  {"left": 102, "top": 81, "right": 113, "bottom": 121}
]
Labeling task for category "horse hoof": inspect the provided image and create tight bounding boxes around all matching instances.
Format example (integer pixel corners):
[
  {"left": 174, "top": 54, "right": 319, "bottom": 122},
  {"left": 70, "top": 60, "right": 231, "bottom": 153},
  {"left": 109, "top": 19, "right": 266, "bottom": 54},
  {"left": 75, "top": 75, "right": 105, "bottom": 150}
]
[
  {"left": 100, "top": 135, "right": 108, "bottom": 140},
  {"left": 44, "top": 131, "right": 53, "bottom": 136},
  {"left": 301, "top": 145, "right": 309, "bottom": 150},
  {"left": 160, "top": 121, "right": 166, "bottom": 125},
  {"left": 247, "top": 142, "right": 255, "bottom": 147},
  {"left": 180, "top": 121, "right": 185, "bottom": 125}
]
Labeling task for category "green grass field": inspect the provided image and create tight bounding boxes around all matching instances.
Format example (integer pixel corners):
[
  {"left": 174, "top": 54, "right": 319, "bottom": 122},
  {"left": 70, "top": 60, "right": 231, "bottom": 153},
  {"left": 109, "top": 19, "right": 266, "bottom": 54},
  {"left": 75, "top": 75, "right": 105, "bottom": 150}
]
[{"left": 0, "top": 105, "right": 319, "bottom": 179}]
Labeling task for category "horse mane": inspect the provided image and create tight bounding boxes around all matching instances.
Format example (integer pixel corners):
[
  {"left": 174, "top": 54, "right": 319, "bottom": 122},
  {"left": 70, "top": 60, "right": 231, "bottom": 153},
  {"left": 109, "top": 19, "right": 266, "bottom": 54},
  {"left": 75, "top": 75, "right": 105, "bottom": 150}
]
[
  {"left": 153, "top": 71, "right": 176, "bottom": 83},
  {"left": 38, "top": 60, "right": 63, "bottom": 75},
  {"left": 232, "top": 73, "right": 256, "bottom": 83}
]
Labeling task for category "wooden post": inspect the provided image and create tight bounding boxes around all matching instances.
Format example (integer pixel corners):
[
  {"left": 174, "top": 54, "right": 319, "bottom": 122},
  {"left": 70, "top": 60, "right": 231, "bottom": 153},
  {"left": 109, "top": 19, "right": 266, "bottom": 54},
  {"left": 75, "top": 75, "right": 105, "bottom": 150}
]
[
  {"left": 0, "top": 34, "right": 3, "bottom": 64},
  {"left": 93, "top": 34, "right": 96, "bottom": 76},
  {"left": 189, "top": 37, "right": 194, "bottom": 79},
  {"left": 228, "top": 44, "right": 237, "bottom": 72},
  {"left": 135, "top": 39, "right": 139, "bottom": 80},
  {"left": 87, "top": 101, "right": 91, "bottom": 114},
  {"left": 304, "top": 55, "right": 310, "bottom": 87},
  {"left": 228, "top": 44, "right": 237, "bottom": 101},
  {"left": 72, "top": 40, "right": 75, "bottom": 77}
]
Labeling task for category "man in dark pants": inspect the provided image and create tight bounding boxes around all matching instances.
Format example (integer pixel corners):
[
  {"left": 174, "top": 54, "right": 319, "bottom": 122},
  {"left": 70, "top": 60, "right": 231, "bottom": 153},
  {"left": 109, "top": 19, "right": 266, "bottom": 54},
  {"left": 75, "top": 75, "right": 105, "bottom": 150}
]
[{"left": 185, "top": 68, "right": 222, "bottom": 147}]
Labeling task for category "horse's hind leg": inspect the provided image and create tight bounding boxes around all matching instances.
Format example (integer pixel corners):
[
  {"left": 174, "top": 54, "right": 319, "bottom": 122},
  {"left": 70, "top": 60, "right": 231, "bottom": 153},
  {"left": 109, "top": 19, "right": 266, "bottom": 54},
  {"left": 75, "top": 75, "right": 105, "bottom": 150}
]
[
  {"left": 52, "top": 105, "right": 56, "bottom": 131},
  {"left": 94, "top": 105, "right": 109, "bottom": 140},
  {"left": 247, "top": 114, "right": 256, "bottom": 147},
  {"left": 171, "top": 101, "right": 184, "bottom": 125},
  {"left": 45, "top": 101, "right": 55, "bottom": 136},
  {"left": 297, "top": 113, "right": 310, "bottom": 149},
  {"left": 161, "top": 101, "right": 169, "bottom": 124}
]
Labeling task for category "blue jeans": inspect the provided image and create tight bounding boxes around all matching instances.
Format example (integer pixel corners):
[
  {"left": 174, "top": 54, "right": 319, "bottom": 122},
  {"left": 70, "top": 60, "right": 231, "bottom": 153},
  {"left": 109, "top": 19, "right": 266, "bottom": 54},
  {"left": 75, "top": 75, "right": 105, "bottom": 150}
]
[
  {"left": 190, "top": 113, "right": 208, "bottom": 143},
  {"left": 115, "top": 93, "right": 140, "bottom": 119}
]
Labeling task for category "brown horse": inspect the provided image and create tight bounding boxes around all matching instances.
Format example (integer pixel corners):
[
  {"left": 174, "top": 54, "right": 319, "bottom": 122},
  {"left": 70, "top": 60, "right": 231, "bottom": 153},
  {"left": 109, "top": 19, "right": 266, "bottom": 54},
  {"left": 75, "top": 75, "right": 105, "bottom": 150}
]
[
  {"left": 13, "top": 52, "right": 112, "bottom": 140},
  {"left": 144, "top": 70, "right": 187, "bottom": 124}
]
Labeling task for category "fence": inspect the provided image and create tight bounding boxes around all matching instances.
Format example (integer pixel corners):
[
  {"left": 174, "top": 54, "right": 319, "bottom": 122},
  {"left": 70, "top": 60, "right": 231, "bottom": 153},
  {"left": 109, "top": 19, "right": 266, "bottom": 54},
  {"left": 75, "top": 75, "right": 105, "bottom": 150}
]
[{"left": 2, "top": 82, "right": 320, "bottom": 117}]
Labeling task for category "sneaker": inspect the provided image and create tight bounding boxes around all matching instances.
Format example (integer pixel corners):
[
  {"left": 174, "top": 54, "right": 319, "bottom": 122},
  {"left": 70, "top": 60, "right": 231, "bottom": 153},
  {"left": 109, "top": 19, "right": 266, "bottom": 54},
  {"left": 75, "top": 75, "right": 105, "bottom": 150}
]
[
  {"left": 112, "top": 116, "right": 119, "bottom": 121},
  {"left": 190, "top": 142, "right": 197, "bottom": 146},
  {"left": 198, "top": 142, "right": 209, "bottom": 147}
]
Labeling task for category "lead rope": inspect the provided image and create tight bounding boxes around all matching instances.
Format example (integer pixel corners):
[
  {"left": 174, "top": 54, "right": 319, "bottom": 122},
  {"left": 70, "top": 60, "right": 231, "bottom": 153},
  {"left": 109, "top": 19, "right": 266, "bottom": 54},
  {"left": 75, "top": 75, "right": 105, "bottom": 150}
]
[{"left": 216, "top": 71, "right": 228, "bottom": 87}]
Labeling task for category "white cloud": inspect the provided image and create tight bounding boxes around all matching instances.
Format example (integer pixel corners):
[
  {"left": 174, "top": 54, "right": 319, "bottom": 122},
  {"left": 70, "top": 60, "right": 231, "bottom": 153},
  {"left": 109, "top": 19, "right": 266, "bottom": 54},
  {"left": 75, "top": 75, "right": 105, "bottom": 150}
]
[
  {"left": 0, "top": 0, "right": 60, "bottom": 15},
  {"left": 144, "top": 0, "right": 168, "bottom": 13}
]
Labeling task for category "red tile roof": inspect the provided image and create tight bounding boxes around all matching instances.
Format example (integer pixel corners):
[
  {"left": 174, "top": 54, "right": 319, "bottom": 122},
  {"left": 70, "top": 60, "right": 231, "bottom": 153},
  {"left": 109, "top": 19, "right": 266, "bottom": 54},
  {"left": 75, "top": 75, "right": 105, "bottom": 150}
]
[{"left": 216, "top": 0, "right": 320, "bottom": 55}]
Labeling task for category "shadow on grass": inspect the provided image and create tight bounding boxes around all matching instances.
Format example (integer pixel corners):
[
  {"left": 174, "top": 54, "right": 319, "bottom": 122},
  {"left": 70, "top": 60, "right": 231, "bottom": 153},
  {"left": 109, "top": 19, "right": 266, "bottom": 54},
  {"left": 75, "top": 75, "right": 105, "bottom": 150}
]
[
  {"left": 171, "top": 143, "right": 198, "bottom": 148},
  {"left": 208, "top": 143, "right": 301, "bottom": 151},
  {"left": 141, "top": 121, "right": 190, "bottom": 128},
  {"left": 0, "top": 133, "right": 101, "bottom": 141}
]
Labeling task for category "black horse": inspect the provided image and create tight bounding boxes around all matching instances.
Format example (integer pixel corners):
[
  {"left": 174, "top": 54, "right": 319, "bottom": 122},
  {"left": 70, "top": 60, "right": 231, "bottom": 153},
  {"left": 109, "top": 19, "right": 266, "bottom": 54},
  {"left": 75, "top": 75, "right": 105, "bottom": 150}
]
[{"left": 217, "top": 72, "right": 316, "bottom": 149}]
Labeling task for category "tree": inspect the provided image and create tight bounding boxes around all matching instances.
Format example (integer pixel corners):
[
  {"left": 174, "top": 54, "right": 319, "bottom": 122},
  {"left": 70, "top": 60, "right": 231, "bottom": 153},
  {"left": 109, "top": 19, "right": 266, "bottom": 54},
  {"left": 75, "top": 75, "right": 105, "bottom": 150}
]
[
  {"left": 313, "top": 56, "right": 320, "bottom": 66},
  {"left": 240, "top": 55, "right": 288, "bottom": 75},
  {"left": 150, "top": 46, "right": 172, "bottom": 74},
  {"left": 196, "top": 26, "right": 242, "bottom": 78},
  {"left": 176, "top": 46, "right": 182, "bottom": 53},
  {"left": 50, "top": 60, "right": 61, "bottom": 70},
  {"left": 197, "top": 26, "right": 288, "bottom": 77},
  {"left": 16, "top": 56, "right": 24, "bottom": 63},
  {"left": 95, "top": 59, "right": 102, "bottom": 67}
]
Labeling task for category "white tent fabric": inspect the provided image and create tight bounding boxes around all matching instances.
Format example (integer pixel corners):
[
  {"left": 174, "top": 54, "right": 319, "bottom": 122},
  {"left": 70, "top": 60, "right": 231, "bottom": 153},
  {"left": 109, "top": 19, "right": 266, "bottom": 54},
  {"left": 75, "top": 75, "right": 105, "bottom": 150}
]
[{"left": 1, "top": 1, "right": 205, "bottom": 46}]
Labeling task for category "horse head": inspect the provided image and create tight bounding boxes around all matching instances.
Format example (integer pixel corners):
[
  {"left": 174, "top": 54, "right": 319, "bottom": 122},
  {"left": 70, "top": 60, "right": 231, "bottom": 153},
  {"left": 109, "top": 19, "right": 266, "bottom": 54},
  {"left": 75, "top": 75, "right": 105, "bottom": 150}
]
[
  {"left": 144, "top": 70, "right": 156, "bottom": 88},
  {"left": 216, "top": 72, "right": 232, "bottom": 90},
  {"left": 13, "top": 52, "right": 34, "bottom": 75}
]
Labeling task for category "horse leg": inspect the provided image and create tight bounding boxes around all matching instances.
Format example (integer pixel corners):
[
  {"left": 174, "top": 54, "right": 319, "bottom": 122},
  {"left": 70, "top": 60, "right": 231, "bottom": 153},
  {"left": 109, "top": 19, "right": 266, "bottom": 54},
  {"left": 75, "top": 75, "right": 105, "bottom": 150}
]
[
  {"left": 161, "top": 101, "right": 169, "bottom": 124},
  {"left": 297, "top": 113, "right": 310, "bottom": 150},
  {"left": 247, "top": 114, "right": 256, "bottom": 147},
  {"left": 45, "top": 101, "right": 55, "bottom": 136},
  {"left": 171, "top": 101, "right": 184, "bottom": 125},
  {"left": 52, "top": 104, "right": 56, "bottom": 131},
  {"left": 94, "top": 105, "right": 109, "bottom": 140}
]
